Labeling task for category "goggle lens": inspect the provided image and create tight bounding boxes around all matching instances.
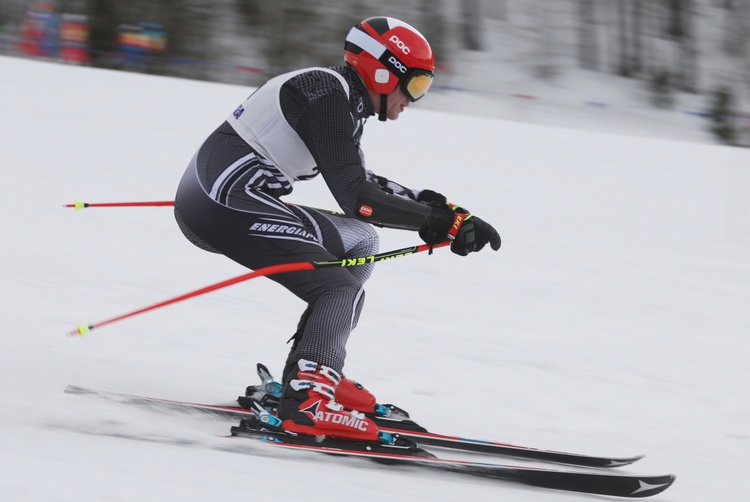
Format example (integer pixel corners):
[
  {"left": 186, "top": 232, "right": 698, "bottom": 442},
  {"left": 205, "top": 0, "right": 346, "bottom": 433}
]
[{"left": 404, "top": 72, "right": 434, "bottom": 102}]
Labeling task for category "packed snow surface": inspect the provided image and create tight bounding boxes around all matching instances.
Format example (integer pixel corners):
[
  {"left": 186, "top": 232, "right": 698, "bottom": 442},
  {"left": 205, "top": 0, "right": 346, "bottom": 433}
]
[{"left": 1, "top": 55, "right": 748, "bottom": 501}]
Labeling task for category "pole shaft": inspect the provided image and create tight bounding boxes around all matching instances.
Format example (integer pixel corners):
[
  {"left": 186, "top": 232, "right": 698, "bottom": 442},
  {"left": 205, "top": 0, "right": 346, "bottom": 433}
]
[{"left": 69, "top": 242, "right": 447, "bottom": 336}]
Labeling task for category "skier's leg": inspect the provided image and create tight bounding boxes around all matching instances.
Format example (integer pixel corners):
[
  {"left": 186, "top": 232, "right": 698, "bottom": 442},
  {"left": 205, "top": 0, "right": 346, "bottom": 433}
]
[
  {"left": 176, "top": 166, "right": 375, "bottom": 376},
  {"left": 282, "top": 210, "right": 379, "bottom": 379}
]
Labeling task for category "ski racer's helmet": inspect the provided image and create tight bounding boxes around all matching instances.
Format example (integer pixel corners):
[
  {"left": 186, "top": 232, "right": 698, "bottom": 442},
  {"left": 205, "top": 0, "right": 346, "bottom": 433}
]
[{"left": 344, "top": 17, "right": 435, "bottom": 103}]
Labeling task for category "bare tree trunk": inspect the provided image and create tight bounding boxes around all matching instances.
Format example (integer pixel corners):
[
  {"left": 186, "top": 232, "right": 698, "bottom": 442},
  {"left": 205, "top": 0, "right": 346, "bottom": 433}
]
[
  {"left": 631, "top": 0, "right": 643, "bottom": 74},
  {"left": 679, "top": 0, "right": 698, "bottom": 92},
  {"left": 419, "top": 0, "right": 447, "bottom": 62},
  {"left": 460, "top": 0, "right": 483, "bottom": 51},
  {"left": 617, "top": 0, "right": 632, "bottom": 76},
  {"left": 532, "top": 3, "right": 558, "bottom": 80},
  {"left": 87, "top": 0, "right": 118, "bottom": 68},
  {"left": 723, "top": 0, "right": 750, "bottom": 57},
  {"left": 578, "top": 0, "right": 599, "bottom": 70},
  {"left": 667, "top": 0, "right": 684, "bottom": 38}
]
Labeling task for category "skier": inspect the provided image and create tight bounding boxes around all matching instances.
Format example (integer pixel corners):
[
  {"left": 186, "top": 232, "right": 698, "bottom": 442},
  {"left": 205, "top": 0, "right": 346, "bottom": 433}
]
[{"left": 174, "top": 16, "right": 501, "bottom": 443}]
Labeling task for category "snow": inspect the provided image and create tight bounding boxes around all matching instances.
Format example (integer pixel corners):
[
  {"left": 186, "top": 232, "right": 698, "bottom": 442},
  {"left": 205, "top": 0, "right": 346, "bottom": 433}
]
[{"left": 1, "top": 54, "right": 749, "bottom": 500}]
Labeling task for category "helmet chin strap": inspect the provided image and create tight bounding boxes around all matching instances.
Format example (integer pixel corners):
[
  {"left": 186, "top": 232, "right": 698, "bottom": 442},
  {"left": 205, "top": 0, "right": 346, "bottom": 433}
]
[{"left": 378, "top": 93, "right": 388, "bottom": 122}]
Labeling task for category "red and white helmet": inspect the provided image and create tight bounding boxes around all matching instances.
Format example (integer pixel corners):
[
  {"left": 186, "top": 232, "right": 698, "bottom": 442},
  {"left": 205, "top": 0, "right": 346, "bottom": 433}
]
[{"left": 345, "top": 17, "right": 435, "bottom": 102}]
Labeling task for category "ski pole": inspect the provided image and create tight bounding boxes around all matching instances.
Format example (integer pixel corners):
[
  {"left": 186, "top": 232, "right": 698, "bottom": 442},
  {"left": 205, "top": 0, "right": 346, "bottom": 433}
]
[
  {"left": 68, "top": 241, "right": 449, "bottom": 337},
  {"left": 63, "top": 200, "right": 342, "bottom": 216},
  {"left": 64, "top": 200, "right": 175, "bottom": 210}
]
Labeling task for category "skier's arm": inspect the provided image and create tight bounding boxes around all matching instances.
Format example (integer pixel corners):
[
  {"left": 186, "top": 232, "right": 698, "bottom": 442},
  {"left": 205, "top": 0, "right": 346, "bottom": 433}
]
[{"left": 288, "top": 88, "right": 454, "bottom": 234}]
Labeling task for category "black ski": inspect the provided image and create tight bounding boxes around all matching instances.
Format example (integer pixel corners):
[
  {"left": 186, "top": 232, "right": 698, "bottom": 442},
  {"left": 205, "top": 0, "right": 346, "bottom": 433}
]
[
  {"left": 65, "top": 384, "right": 645, "bottom": 469},
  {"left": 64, "top": 384, "right": 252, "bottom": 419},
  {"left": 230, "top": 417, "right": 675, "bottom": 498}
]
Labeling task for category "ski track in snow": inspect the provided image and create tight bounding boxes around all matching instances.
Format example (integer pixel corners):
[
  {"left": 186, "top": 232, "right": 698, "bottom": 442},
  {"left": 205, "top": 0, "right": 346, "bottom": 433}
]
[{"left": 1, "top": 55, "right": 749, "bottom": 501}]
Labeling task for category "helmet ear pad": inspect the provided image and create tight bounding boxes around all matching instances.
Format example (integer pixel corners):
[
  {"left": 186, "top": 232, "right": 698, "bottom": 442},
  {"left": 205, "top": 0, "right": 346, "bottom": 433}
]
[{"left": 345, "top": 47, "right": 399, "bottom": 96}]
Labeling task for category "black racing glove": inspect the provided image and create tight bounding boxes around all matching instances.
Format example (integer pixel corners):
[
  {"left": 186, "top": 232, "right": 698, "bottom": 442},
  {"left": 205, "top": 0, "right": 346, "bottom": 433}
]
[
  {"left": 417, "top": 190, "right": 452, "bottom": 246},
  {"left": 419, "top": 199, "right": 501, "bottom": 256},
  {"left": 416, "top": 189, "right": 447, "bottom": 206},
  {"left": 446, "top": 205, "right": 501, "bottom": 256}
]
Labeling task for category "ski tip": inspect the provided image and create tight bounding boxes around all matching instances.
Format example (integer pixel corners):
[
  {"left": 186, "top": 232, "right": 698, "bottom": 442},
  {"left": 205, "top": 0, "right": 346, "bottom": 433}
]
[
  {"left": 608, "top": 454, "right": 646, "bottom": 467},
  {"left": 632, "top": 473, "right": 677, "bottom": 497}
]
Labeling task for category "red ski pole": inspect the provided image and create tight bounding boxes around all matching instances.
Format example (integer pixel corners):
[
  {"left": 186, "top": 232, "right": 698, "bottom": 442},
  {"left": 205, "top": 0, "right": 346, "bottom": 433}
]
[
  {"left": 63, "top": 200, "right": 341, "bottom": 215},
  {"left": 64, "top": 200, "right": 175, "bottom": 210},
  {"left": 68, "top": 241, "right": 449, "bottom": 337}
]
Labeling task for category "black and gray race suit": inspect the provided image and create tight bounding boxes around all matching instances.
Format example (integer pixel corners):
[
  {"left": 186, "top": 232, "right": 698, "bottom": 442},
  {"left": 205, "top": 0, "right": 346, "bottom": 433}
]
[{"left": 174, "top": 65, "right": 444, "bottom": 377}]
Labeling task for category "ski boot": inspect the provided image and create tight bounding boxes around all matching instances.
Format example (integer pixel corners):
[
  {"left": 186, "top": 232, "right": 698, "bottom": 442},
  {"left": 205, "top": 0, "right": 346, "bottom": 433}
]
[
  {"left": 276, "top": 359, "right": 385, "bottom": 443},
  {"left": 231, "top": 397, "right": 433, "bottom": 458},
  {"left": 240, "top": 362, "right": 426, "bottom": 432}
]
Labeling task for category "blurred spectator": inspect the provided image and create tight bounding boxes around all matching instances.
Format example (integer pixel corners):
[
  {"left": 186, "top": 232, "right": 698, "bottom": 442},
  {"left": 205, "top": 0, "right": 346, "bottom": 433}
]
[
  {"left": 140, "top": 22, "right": 166, "bottom": 54},
  {"left": 116, "top": 23, "right": 147, "bottom": 70},
  {"left": 0, "top": 21, "right": 11, "bottom": 55},
  {"left": 59, "top": 14, "right": 90, "bottom": 65},
  {"left": 116, "top": 22, "right": 166, "bottom": 71},
  {"left": 17, "top": 2, "right": 59, "bottom": 58}
]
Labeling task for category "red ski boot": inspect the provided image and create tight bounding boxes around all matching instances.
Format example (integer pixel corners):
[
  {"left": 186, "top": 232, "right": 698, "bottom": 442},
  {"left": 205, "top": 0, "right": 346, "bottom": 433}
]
[
  {"left": 277, "top": 359, "right": 381, "bottom": 442},
  {"left": 336, "top": 376, "right": 378, "bottom": 414}
]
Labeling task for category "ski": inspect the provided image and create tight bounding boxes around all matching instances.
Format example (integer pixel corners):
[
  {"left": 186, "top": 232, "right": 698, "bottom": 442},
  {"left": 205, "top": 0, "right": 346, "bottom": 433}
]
[
  {"left": 373, "top": 426, "right": 643, "bottom": 468},
  {"left": 230, "top": 417, "right": 676, "bottom": 498},
  {"left": 64, "top": 384, "right": 254, "bottom": 419},
  {"left": 65, "top": 383, "right": 644, "bottom": 469}
]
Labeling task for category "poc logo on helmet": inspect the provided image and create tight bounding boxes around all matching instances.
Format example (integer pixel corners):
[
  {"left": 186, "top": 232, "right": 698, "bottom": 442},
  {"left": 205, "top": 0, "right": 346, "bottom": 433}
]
[
  {"left": 389, "top": 35, "right": 411, "bottom": 54},
  {"left": 388, "top": 56, "right": 408, "bottom": 74}
]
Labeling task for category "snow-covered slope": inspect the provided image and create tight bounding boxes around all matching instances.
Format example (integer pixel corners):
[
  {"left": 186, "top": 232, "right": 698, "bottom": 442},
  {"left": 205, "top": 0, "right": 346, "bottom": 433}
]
[{"left": 1, "top": 55, "right": 748, "bottom": 501}]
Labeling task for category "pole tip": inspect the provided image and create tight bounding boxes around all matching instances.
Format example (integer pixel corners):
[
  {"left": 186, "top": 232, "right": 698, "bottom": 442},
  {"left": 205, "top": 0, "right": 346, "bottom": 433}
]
[
  {"left": 64, "top": 201, "right": 87, "bottom": 210},
  {"left": 68, "top": 325, "right": 91, "bottom": 337}
]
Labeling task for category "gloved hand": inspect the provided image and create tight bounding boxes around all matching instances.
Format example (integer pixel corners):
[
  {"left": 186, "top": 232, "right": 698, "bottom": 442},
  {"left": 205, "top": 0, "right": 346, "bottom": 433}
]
[
  {"left": 416, "top": 189, "right": 447, "bottom": 206},
  {"left": 419, "top": 199, "right": 501, "bottom": 255},
  {"left": 417, "top": 190, "right": 451, "bottom": 246},
  {"left": 446, "top": 205, "right": 501, "bottom": 256}
]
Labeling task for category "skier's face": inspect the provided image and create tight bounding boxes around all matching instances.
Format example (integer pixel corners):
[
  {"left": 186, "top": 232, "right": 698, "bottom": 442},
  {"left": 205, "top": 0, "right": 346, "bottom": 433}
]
[
  {"left": 371, "top": 88, "right": 411, "bottom": 121},
  {"left": 387, "top": 87, "right": 411, "bottom": 120}
]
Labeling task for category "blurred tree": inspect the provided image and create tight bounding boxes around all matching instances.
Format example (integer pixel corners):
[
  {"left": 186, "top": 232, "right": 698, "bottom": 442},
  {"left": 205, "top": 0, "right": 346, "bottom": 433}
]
[
  {"left": 418, "top": 0, "right": 448, "bottom": 64},
  {"left": 645, "top": 0, "right": 698, "bottom": 92},
  {"left": 649, "top": 68, "right": 675, "bottom": 108},
  {"left": 722, "top": 0, "right": 750, "bottom": 57},
  {"left": 532, "top": 2, "right": 559, "bottom": 80},
  {"left": 577, "top": 0, "right": 599, "bottom": 70},
  {"left": 460, "top": 0, "right": 483, "bottom": 51},
  {"left": 708, "top": 86, "right": 740, "bottom": 145},
  {"left": 157, "top": 0, "right": 216, "bottom": 80},
  {"left": 632, "top": 0, "right": 643, "bottom": 74},
  {"left": 665, "top": 0, "right": 685, "bottom": 38},
  {"left": 330, "top": 0, "right": 370, "bottom": 57},
  {"left": 235, "top": 0, "right": 263, "bottom": 26},
  {"left": 677, "top": 0, "right": 698, "bottom": 92},
  {"left": 617, "top": 0, "right": 630, "bottom": 76},
  {"left": 87, "top": 0, "right": 118, "bottom": 68},
  {"left": 241, "top": 0, "right": 331, "bottom": 76},
  {"left": 615, "top": 0, "right": 644, "bottom": 77}
]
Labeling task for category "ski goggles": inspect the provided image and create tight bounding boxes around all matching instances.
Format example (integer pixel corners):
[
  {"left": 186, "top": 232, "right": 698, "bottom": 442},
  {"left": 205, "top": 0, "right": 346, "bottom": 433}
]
[{"left": 401, "top": 70, "right": 434, "bottom": 102}]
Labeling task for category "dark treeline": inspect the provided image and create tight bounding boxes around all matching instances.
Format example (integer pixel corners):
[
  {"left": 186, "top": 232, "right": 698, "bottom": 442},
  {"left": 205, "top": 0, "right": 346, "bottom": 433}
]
[{"left": 2, "top": 0, "right": 748, "bottom": 144}]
